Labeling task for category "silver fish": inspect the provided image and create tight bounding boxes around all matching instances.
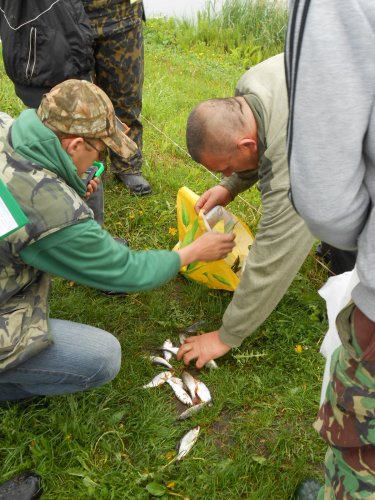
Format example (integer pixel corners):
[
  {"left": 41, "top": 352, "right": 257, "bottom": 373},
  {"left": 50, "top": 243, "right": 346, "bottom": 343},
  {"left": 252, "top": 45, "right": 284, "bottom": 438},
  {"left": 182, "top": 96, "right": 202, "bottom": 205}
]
[
  {"left": 166, "top": 380, "right": 193, "bottom": 406},
  {"left": 181, "top": 371, "right": 197, "bottom": 400},
  {"left": 149, "top": 355, "right": 173, "bottom": 369},
  {"left": 162, "top": 339, "right": 174, "bottom": 361},
  {"left": 182, "top": 320, "right": 207, "bottom": 334},
  {"left": 142, "top": 370, "right": 173, "bottom": 388},
  {"left": 182, "top": 371, "right": 212, "bottom": 403},
  {"left": 159, "top": 345, "right": 179, "bottom": 357},
  {"left": 176, "top": 426, "right": 200, "bottom": 460},
  {"left": 177, "top": 402, "right": 207, "bottom": 421},
  {"left": 169, "top": 376, "right": 184, "bottom": 388},
  {"left": 179, "top": 333, "right": 187, "bottom": 345},
  {"left": 195, "top": 379, "right": 212, "bottom": 403},
  {"left": 205, "top": 359, "right": 219, "bottom": 370}
]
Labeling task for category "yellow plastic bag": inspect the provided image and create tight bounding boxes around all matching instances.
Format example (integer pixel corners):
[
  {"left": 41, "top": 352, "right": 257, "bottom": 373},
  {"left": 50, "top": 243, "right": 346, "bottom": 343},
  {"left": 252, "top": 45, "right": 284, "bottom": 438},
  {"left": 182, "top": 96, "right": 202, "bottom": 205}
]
[{"left": 173, "top": 186, "right": 254, "bottom": 291}]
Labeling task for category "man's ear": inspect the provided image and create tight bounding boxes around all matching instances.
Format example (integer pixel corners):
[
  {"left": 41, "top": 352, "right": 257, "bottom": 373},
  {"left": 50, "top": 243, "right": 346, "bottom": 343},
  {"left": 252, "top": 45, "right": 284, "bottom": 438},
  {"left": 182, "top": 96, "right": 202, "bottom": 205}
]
[
  {"left": 61, "top": 137, "right": 84, "bottom": 155},
  {"left": 237, "top": 137, "right": 257, "bottom": 156}
]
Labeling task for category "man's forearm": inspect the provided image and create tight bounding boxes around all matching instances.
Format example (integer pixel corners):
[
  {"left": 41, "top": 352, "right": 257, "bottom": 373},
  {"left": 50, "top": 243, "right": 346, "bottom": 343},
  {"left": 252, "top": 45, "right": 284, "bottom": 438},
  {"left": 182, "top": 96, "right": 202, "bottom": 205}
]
[{"left": 219, "top": 191, "right": 315, "bottom": 347}]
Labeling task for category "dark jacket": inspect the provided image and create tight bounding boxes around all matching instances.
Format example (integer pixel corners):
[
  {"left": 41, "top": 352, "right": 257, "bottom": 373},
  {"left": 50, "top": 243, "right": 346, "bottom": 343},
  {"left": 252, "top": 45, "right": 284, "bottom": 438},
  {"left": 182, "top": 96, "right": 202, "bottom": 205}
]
[{"left": 0, "top": 0, "right": 95, "bottom": 107}]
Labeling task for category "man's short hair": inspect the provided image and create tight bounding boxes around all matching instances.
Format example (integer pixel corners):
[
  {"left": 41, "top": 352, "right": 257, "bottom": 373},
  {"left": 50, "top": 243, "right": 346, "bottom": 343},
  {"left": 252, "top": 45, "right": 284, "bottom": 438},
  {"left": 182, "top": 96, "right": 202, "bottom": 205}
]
[{"left": 186, "top": 98, "right": 246, "bottom": 162}]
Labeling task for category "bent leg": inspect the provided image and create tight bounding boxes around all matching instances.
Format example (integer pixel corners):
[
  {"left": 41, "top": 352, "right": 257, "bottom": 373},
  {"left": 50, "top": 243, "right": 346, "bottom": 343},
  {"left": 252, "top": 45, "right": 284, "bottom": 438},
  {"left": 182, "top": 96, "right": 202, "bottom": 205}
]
[
  {"left": 0, "top": 319, "right": 121, "bottom": 401},
  {"left": 318, "top": 446, "right": 375, "bottom": 499},
  {"left": 315, "top": 303, "right": 375, "bottom": 498}
]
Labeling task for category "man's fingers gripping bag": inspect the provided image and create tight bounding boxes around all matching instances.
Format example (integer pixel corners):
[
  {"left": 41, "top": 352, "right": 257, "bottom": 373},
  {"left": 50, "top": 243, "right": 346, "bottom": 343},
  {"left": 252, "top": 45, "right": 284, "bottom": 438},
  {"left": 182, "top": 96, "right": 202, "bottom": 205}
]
[{"left": 174, "top": 187, "right": 254, "bottom": 291}]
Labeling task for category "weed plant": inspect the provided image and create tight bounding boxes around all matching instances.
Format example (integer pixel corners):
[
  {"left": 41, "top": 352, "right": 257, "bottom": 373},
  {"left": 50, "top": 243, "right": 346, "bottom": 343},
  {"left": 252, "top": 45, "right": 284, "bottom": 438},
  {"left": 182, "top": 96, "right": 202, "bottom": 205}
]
[
  {"left": 0, "top": 2, "right": 329, "bottom": 498},
  {"left": 146, "top": 0, "right": 288, "bottom": 68}
]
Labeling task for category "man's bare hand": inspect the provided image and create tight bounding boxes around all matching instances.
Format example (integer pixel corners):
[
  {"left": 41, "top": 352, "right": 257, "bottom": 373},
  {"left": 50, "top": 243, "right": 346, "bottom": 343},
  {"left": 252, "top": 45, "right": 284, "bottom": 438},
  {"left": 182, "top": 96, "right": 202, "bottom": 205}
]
[
  {"left": 177, "top": 330, "right": 231, "bottom": 369},
  {"left": 85, "top": 177, "right": 100, "bottom": 200},
  {"left": 177, "top": 232, "right": 235, "bottom": 267},
  {"left": 195, "top": 186, "right": 233, "bottom": 214}
]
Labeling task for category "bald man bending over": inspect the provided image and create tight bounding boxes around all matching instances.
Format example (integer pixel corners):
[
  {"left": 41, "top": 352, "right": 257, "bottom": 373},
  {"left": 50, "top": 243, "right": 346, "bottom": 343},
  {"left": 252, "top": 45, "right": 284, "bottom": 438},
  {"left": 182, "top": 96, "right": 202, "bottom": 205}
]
[{"left": 178, "top": 54, "right": 315, "bottom": 367}]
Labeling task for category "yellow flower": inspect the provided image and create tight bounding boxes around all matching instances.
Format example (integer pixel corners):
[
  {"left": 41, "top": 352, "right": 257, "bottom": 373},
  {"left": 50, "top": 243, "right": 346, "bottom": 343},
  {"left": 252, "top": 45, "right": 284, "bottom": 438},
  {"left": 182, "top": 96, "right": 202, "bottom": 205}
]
[
  {"left": 168, "top": 227, "right": 177, "bottom": 236},
  {"left": 138, "top": 210, "right": 144, "bottom": 215},
  {"left": 294, "top": 344, "right": 303, "bottom": 353},
  {"left": 129, "top": 213, "right": 135, "bottom": 219},
  {"left": 164, "top": 450, "right": 176, "bottom": 461}
]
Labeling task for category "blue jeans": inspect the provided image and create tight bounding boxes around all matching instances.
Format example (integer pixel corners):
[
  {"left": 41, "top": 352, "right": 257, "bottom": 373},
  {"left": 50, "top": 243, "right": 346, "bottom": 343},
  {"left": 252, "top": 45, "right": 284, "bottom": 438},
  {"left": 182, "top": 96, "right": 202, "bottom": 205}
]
[{"left": 0, "top": 319, "right": 121, "bottom": 401}]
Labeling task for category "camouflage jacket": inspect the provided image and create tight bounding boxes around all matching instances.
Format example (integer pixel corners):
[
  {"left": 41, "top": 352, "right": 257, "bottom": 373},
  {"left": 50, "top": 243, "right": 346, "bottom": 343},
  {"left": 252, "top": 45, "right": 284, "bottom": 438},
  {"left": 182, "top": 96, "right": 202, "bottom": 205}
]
[{"left": 0, "top": 113, "right": 92, "bottom": 372}]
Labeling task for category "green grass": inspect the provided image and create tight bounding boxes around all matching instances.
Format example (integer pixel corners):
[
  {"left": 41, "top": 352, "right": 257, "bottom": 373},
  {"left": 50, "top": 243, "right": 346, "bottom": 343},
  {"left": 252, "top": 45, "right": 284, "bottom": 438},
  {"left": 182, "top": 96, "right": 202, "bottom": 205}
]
[{"left": 0, "top": 3, "right": 329, "bottom": 499}]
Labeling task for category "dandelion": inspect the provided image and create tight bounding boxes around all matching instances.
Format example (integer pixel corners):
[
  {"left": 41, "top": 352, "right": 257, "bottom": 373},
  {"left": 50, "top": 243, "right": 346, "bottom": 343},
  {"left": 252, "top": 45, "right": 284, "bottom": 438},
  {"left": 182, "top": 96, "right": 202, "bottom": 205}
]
[
  {"left": 164, "top": 450, "right": 176, "bottom": 461},
  {"left": 138, "top": 210, "right": 144, "bottom": 215},
  {"left": 168, "top": 227, "right": 177, "bottom": 236},
  {"left": 129, "top": 213, "right": 135, "bottom": 219},
  {"left": 294, "top": 344, "right": 303, "bottom": 353}
]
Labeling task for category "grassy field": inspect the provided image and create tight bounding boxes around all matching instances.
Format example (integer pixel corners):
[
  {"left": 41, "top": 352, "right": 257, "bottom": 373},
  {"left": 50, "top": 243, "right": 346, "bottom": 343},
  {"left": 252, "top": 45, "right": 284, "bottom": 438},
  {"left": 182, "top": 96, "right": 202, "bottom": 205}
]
[{"left": 0, "top": 2, "right": 329, "bottom": 498}]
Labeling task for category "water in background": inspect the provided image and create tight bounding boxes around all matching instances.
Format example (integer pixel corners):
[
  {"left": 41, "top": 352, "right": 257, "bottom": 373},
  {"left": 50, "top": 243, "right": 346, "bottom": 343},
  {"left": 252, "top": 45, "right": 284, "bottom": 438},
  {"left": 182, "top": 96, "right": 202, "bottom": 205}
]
[{"left": 143, "top": 0, "right": 224, "bottom": 20}]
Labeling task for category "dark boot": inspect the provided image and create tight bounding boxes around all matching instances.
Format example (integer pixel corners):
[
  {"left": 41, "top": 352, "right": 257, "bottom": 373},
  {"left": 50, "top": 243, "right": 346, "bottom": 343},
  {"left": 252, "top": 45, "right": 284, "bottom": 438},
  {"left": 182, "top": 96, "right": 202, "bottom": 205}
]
[
  {"left": 0, "top": 471, "right": 43, "bottom": 499},
  {"left": 115, "top": 172, "right": 152, "bottom": 196},
  {"left": 294, "top": 479, "right": 322, "bottom": 499}
]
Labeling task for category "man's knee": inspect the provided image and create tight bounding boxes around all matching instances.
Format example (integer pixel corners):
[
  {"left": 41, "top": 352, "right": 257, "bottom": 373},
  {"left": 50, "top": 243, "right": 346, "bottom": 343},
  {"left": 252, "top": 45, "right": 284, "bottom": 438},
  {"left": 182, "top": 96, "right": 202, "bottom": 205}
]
[{"left": 89, "top": 335, "right": 121, "bottom": 387}]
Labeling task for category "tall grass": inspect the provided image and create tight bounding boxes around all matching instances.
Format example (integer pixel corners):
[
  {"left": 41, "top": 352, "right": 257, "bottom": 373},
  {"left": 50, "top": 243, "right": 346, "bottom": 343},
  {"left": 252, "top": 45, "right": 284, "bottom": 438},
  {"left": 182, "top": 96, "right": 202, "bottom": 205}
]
[{"left": 146, "top": 0, "right": 288, "bottom": 67}]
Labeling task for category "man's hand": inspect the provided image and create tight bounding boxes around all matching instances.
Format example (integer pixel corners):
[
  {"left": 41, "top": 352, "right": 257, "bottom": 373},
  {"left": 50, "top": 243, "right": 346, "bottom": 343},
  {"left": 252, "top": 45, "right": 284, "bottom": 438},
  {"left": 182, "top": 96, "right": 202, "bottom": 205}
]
[
  {"left": 195, "top": 186, "right": 233, "bottom": 214},
  {"left": 85, "top": 177, "right": 100, "bottom": 200},
  {"left": 177, "top": 330, "right": 231, "bottom": 369},
  {"left": 177, "top": 232, "right": 235, "bottom": 267}
]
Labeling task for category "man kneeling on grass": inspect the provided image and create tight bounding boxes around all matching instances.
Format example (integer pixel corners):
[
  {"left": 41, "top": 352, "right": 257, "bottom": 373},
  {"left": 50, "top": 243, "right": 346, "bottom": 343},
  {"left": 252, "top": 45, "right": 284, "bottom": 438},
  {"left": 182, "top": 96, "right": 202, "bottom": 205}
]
[{"left": 0, "top": 79, "right": 235, "bottom": 404}]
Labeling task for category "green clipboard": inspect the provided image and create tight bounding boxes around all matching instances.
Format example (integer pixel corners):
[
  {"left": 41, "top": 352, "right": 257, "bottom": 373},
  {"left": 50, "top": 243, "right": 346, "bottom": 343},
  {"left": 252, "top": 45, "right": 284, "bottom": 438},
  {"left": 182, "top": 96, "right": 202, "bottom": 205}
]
[{"left": 0, "top": 179, "right": 29, "bottom": 240}]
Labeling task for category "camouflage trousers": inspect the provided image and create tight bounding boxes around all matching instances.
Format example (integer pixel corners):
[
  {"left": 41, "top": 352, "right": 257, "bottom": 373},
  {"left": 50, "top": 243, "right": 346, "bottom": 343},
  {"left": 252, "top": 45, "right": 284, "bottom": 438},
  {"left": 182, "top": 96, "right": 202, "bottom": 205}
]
[
  {"left": 315, "top": 302, "right": 375, "bottom": 499},
  {"left": 85, "top": 1, "right": 144, "bottom": 175}
]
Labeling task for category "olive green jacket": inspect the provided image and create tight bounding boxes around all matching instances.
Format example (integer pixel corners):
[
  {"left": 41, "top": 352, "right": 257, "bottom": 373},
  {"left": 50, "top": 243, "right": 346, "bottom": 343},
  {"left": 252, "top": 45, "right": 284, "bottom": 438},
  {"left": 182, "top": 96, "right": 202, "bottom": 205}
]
[{"left": 218, "top": 54, "right": 315, "bottom": 347}]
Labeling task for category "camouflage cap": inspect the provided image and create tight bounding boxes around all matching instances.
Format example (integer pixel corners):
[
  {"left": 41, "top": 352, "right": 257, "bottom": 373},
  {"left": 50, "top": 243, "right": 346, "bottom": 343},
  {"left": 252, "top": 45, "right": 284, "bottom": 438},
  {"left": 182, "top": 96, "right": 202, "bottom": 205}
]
[{"left": 37, "top": 79, "right": 137, "bottom": 160}]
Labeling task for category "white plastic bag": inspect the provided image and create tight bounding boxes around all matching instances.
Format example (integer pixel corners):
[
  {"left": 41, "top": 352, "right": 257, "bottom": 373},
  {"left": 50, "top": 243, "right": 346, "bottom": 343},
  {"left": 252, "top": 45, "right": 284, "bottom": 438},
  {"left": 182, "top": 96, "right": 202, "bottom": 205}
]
[{"left": 318, "top": 268, "right": 359, "bottom": 406}]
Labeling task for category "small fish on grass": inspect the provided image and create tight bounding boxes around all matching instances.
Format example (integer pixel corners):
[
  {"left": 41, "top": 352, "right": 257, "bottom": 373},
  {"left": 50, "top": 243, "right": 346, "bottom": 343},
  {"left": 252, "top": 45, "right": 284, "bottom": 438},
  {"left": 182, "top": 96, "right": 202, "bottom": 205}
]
[
  {"left": 177, "top": 402, "right": 207, "bottom": 421},
  {"left": 162, "top": 339, "right": 174, "bottom": 361},
  {"left": 204, "top": 359, "right": 218, "bottom": 370},
  {"left": 167, "top": 379, "right": 193, "bottom": 406},
  {"left": 143, "top": 371, "right": 173, "bottom": 388},
  {"left": 176, "top": 426, "right": 200, "bottom": 461},
  {"left": 182, "top": 371, "right": 212, "bottom": 404},
  {"left": 148, "top": 355, "right": 173, "bottom": 369},
  {"left": 179, "top": 319, "right": 207, "bottom": 334}
]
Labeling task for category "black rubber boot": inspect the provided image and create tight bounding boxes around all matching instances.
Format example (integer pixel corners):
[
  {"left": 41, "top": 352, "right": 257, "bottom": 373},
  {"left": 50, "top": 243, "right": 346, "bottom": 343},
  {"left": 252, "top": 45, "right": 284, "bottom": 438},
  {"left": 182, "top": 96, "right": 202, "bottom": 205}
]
[
  {"left": 294, "top": 479, "right": 322, "bottom": 500},
  {"left": 115, "top": 173, "right": 152, "bottom": 196},
  {"left": 0, "top": 471, "right": 43, "bottom": 499}
]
